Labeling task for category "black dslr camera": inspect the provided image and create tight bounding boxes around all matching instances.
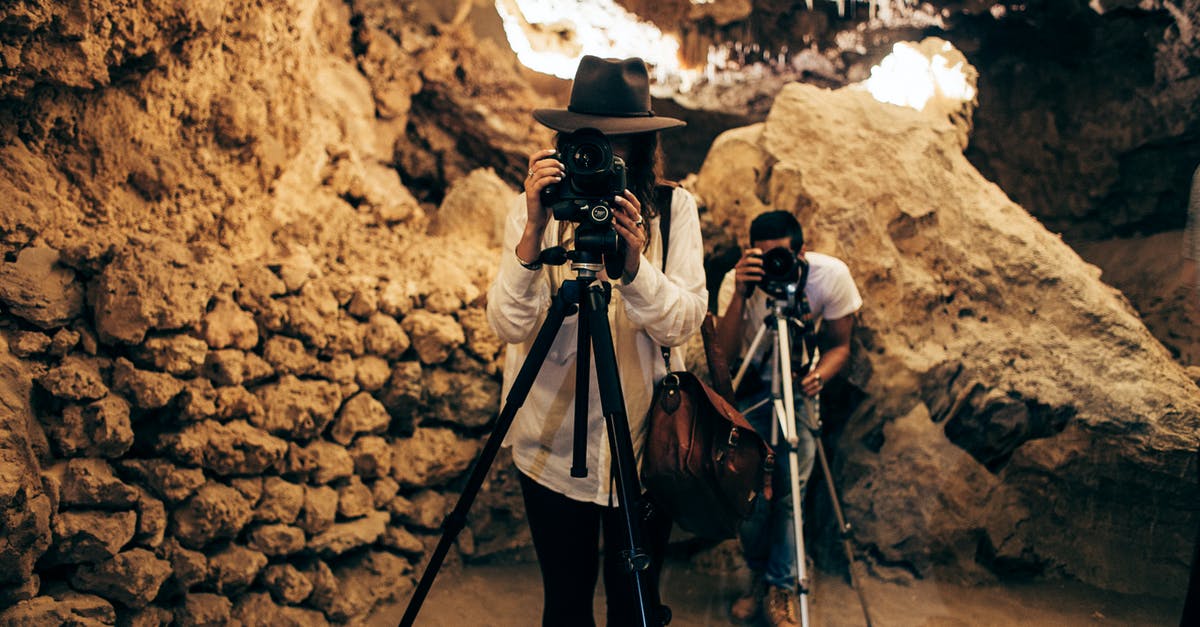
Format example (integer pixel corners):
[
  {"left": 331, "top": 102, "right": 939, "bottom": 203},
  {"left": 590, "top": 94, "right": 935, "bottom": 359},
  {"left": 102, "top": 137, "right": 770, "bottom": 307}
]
[
  {"left": 539, "top": 129, "right": 627, "bottom": 228},
  {"left": 758, "top": 247, "right": 809, "bottom": 300}
]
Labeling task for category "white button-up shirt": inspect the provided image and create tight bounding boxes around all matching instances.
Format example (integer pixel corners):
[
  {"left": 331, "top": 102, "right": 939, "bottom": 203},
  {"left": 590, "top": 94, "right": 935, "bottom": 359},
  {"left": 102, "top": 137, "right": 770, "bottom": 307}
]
[{"left": 486, "top": 188, "right": 708, "bottom": 506}]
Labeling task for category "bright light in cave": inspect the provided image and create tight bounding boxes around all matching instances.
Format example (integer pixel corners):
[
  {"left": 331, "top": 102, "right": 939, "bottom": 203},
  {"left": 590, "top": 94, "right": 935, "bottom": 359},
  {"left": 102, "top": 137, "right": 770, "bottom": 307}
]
[
  {"left": 864, "top": 41, "right": 976, "bottom": 111},
  {"left": 495, "top": 0, "right": 692, "bottom": 87}
]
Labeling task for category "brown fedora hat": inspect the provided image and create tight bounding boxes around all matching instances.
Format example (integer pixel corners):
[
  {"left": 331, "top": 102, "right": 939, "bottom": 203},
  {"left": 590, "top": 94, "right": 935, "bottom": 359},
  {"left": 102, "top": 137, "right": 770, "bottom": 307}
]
[{"left": 533, "top": 55, "right": 686, "bottom": 136}]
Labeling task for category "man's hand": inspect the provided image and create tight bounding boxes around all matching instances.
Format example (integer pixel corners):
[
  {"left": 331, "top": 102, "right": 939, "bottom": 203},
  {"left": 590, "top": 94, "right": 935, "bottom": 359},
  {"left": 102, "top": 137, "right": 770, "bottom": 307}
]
[{"left": 733, "top": 247, "right": 765, "bottom": 298}]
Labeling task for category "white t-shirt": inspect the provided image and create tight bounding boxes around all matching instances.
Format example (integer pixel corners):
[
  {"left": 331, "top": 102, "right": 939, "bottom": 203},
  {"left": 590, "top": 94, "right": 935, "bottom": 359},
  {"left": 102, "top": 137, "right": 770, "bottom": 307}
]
[
  {"left": 486, "top": 187, "right": 708, "bottom": 506},
  {"left": 717, "top": 251, "right": 863, "bottom": 366}
]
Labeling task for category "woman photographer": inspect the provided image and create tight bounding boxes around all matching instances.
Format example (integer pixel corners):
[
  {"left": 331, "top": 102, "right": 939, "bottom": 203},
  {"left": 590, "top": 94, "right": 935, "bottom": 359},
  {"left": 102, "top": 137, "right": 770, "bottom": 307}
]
[{"left": 486, "top": 55, "right": 707, "bottom": 626}]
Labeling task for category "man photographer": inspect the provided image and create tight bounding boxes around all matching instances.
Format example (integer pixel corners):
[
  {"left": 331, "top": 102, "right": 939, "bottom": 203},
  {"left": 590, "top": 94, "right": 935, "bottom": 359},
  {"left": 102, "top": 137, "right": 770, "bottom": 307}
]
[
  {"left": 715, "top": 210, "right": 862, "bottom": 627},
  {"left": 486, "top": 55, "right": 707, "bottom": 626}
]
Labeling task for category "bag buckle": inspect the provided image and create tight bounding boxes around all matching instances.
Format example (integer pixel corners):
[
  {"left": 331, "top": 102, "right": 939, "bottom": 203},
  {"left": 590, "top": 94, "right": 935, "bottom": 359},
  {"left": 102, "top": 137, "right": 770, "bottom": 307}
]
[
  {"left": 660, "top": 373, "right": 681, "bottom": 413},
  {"left": 727, "top": 427, "right": 740, "bottom": 448}
]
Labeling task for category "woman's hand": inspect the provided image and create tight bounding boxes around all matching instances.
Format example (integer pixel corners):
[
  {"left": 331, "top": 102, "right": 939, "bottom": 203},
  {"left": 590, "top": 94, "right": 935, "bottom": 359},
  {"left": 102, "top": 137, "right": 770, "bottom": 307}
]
[
  {"left": 517, "top": 149, "right": 564, "bottom": 265},
  {"left": 613, "top": 190, "right": 646, "bottom": 280},
  {"left": 732, "top": 247, "right": 764, "bottom": 297}
]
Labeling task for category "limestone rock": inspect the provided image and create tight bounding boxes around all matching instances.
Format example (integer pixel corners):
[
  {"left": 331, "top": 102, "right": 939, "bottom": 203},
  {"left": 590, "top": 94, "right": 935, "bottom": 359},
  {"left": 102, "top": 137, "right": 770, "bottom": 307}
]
[
  {"left": 0, "top": 591, "right": 114, "bottom": 626},
  {"left": 380, "top": 526, "right": 425, "bottom": 556},
  {"left": 380, "top": 361, "right": 423, "bottom": 432},
  {"left": 391, "top": 427, "right": 481, "bottom": 488},
  {"left": 458, "top": 307, "right": 502, "bottom": 362},
  {"left": 350, "top": 435, "right": 393, "bottom": 479},
  {"left": 206, "top": 544, "right": 267, "bottom": 595},
  {"left": 353, "top": 355, "right": 391, "bottom": 392},
  {"left": 429, "top": 168, "right": 513, "bottom": 249},
  {"left": 363, "top": 313, "right": 410, "bottom": 359},
  {"left": 171, "top": 483, "right": 252, "bottom": 549},
  {"left": 299, "top": 485, "right": 338, "bottom": 535},
  {"left": 120, "top": 606, "right": 173, "bottom": 627},
  {"left": 214, "top": 385, "right": 263, "bottom": 422},
  {"left": 10, "top": 330, "right": 51, "bottom": 357},
  {"left": 203, "top": 349, "right": 273, "bottom": 387},
  {"left": 695, "top": 81, "right": 1200, "bottom": 595},
  {"left": 45, "top": 396, "right": 133, "bottom": 459},
  {"left": 370, "top": 476, "right": 400, "bottom": 509},
  {"left": 91, "top": 238, "right": 235, "bottom": 345},
  {"left": 175, "top": 593, "right": 232, "bottom": 627},
  {"left": 254, "top": 477, "right": 305, "bottom": 524},
  {"left": 133, "top": 335, "right": 209, "bottom": 376},
  {"left": 0, "top": 348, "right": 53, "bottom": 586},
  {"left": 131, "top": 486, "right": 166, "bottom": 549},
  {"left": 247, "top": 523, "right": 307, "bottom": 556},
  {"left": 47, "top": 328, "right": 80, "bottom": 356},
  {"left": 0, "top": 247, "right": 84, "bottom": 329},
  {"left": 70, "top": 548, "right": 171, "bottom": 608},
  {"left": 251, "top": 375, "right": 342, "bottom": 440},
  {"left": 400, "top": 310, "right": 463, "bottom": 365},
  {"left": 336, "top": 477, "right": 374, "bottom": 519},
  {"left": 423, "top": 369, "right": 499, "bottom": 428},
  {"left": 37, "top": 356, "right": 108, "bottom": 402},
  {"left": 51, "top": 510, "right": 136, "bottom": 564},
  {"left": 159, "top": 420, "right": 287, "bottom": 476},
  {"left": 281, "top": 281, "right": 339, "bottom": 350},
  {"left": 304, "top": 441, "right": 354, "bottom": 485},
  {"left": 200, "top": 296, "right": 259, "bottom": 350},
  {"left": 308, "top": 549, "right": 413, "bottom": 622},
  {"left": 229, "top": 476, "right": 263, "bottom": 503},
  {"left": 262, "top": 336, "right": 319, "bottom": 376},
  {"left": 261, "top": 563, "right": 313, "bottom": 605},
  {"left": 176, "top": 378, "right": 219, "bottom": 422},
  {"left": 379, "top": 280, "right": 416, "bottom": 317},
  {"left": 306, "top": 510, "right": 389, "bottom": 558},
  {"left": 111, "top": 358, "right": 184, "bottom": 410},
  {"left": 116, "top": 458, "right": 205, "bottom": 505},
  {"left": 233, "top": 591, "right": 330, "bottom": 626},
  {"left": 402, "top": 490, "right": 450, "bottom": 531},
  {"left": 61, "top": 458, "right": 138, "bottom": 509},
  {"left": 329, "top": 392, "right": 390, "bottom": 445},
  {"left": 155, "top": 538, "right": 207, "bottom": 593}
]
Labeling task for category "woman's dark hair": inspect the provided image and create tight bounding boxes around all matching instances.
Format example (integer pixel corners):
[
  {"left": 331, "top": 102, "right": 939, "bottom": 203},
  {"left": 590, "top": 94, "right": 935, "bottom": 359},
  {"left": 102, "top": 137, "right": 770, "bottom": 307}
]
[
  {"left": 749, "top": 210, "right": 805, "bottom": 252},
  {"left": 620, "top": 131, "right": 665, "bottom": 252}
]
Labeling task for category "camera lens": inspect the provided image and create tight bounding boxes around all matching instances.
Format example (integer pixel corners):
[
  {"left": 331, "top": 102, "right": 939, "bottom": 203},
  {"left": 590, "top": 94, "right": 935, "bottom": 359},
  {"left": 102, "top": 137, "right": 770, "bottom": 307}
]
[
  {"left": 761, "top": 248, "right": 797, "bottom": 283},
  {"left": 572, "top": 143, "right": 604, "bottom": 171}
]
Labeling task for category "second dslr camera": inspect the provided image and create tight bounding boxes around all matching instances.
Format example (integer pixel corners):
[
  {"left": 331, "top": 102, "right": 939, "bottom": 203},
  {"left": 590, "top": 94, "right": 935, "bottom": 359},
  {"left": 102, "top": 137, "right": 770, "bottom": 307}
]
[
  {"left": 539, "top": 129, "right": 627, "bottom": 226},
  {"left": 757, "top": 247, "right": 809, "bottom": 300}
]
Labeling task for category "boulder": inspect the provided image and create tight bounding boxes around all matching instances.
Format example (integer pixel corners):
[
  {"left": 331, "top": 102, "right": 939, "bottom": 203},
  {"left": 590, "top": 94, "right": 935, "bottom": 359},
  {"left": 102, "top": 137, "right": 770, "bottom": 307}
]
[
  {"left": 171, "top": 482, "right": 252, "bottom": 549},
  {"left": 308, "top": 549, "right": 413, "bottom": 622},
  {"left": 458, "top": 307, "right": 502, "bottom": 362},
  {"left": 200, "top": 296, "right": 259, "bottom": 350},
  {"left": 134, "top": 334, "right": 209, "bottom": 376},
  {"left": 303, "top": 441, "right": 354, "bottom": 485},
  {"left": 0, "top": 591, "right": 114, "bottom": 626},
  {"left": 233, "top": 591, "right": 330, "bottom": 626},
  {"left": 254, "top": 476, "right": 305, "bottom": 524},
  {"left": 391, "top": 427, "right": 481, "bottom": 488},
  {"left": 400, "top": 310, "right": 464, "bottom": 365},
  {"left": 159, "top": 420, "right": 288, "bottom": 476},
  {"left": 155, "top": 538, "right": 207, "bottom": 594},
  {"left": 116, "top": 458, "right": 206, "bottom": 505},
  {"left": 422, "top": 369, "right": 499, "bottom": 428},
  {"left": 50, "top": 510, "right": 137, "bottom": 564},
  {"left": 380, "top": 361, "right": 423, "bottom": 432},
  {"left": 206, "top": 544, "right": 267, "bottom": 595},
  {"left": 36, "top": 356, "right": 108, "bottom": 402},
  {"left": 353, "top": 355, "right": 391, "bottom": 392},
  {"left": 336, "top": 477, "right": 374, "bottom": 519},
  {"left": 261, "top": 563, "right": 314, "bottom": 605},
  {"left": 306, "top": 510, "right": 389, "bottom": 558},
  {"left": 69, "top": 548, "right": 171, "bottom": 608},
  {"left": 262, "top": 336, "right": 319, "bottom": 376},
  {"left": 0, "top": 347, "right": 53, "bottom": 586},
  {"left": 298, "top": 485, "right": 338, "bottom": 535},
  {"left": 329, "top": 392, "right": 390, "bottom": 444},
  {"left": 251, "top": 375, "right": 343, "bottom": 440},
  {"left": 694, "top": 80, "right": 1200, "bottom": 595},
  {"left": 175, "top": 593, "right": 232, "bottom": 627},
  {"left": 363, "top": 313, "right": 410, "bottom": 359},
  {"left": 247, "top": 523, "right": 307, "bottom": 556},
  {"left": 60, "top": 458, "right": 139, "bottom": 509},
  {"left": 111, "top": 358, "right": 184, "bottom": 410},
  {"left": 349, "top": 435, "right": 393, "bottom": 479},
  {"left": 0, "top": 247, "right": 84, "bottom": 329},
  {"left": 203, "top": 349, "right": 273, "bottom": 387}
]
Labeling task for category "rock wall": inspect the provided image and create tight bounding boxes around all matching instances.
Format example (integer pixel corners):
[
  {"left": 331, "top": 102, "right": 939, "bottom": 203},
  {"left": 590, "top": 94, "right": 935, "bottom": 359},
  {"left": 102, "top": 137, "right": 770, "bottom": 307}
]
[
  {"left": 693, "top": 62, "right": 1200, "bottom": 595},
  {"left": 0, "top": 0, "right": 541, "bottom": 622}
]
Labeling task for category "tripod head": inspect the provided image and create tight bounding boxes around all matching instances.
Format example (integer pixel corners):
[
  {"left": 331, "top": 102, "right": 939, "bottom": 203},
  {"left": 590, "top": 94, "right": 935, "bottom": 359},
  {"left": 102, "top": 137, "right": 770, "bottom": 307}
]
[{"left": 536, "top": 228, "right": 627, "bottom": 280}]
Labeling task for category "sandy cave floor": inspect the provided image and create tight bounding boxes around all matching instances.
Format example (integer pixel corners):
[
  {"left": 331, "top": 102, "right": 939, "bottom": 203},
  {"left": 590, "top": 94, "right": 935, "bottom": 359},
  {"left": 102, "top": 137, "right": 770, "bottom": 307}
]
[{"left": 370, "top": 558, "right": 1184, "bottom": 626}]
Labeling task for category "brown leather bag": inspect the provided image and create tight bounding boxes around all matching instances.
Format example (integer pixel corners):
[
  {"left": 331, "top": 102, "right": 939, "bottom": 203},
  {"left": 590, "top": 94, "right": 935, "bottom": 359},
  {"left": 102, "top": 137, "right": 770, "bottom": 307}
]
[{"left": 640, "top": 193, "right": 772, "bottom": 538}]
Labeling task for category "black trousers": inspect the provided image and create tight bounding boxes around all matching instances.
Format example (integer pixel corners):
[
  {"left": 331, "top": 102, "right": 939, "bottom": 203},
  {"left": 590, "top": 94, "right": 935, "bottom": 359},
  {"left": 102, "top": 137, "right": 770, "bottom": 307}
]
[{"left": 518, "top": 471, "right": 672, "bottom": 627}]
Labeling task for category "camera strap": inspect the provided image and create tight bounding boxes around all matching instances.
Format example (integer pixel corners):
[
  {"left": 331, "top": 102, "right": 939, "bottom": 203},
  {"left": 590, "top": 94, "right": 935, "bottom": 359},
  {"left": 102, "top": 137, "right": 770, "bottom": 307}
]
[{"left": 656, "top": 184, "right": 673, "bottom": 370}]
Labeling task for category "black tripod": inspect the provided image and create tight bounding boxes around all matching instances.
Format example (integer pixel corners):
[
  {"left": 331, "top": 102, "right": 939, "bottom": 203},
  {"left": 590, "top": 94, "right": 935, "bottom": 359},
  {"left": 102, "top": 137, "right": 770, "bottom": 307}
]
[{"left": 399, "top": 244, "right": 670, "bottom": 627}]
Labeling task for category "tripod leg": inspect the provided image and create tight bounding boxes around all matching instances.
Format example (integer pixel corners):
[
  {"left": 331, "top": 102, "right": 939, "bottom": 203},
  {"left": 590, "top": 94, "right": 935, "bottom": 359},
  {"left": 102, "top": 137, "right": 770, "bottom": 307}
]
[
  {"left": 399, "top": 284, "right": 577, "bottom": 627},
  {"left": 584, "top": 284, "right": 668, "bottom": 627},
  {"left": 572, "top": 301, "right": 591, "bottom": 477},
  {"left": 732, "top": 321, "right": 769, "bottom": 392},
  {"left": 813, "top": 434, "right": 875, "bottom": 627},
  {"left": 775, "top": 319, "right": 812, "bottom": 627}
]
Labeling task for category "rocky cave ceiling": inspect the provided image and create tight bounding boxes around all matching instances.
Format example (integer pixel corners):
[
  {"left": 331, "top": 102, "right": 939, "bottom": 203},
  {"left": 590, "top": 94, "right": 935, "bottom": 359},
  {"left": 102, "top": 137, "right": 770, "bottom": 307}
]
[{"left": 474, "top": 0, "right": 1199, "bottom": 241}]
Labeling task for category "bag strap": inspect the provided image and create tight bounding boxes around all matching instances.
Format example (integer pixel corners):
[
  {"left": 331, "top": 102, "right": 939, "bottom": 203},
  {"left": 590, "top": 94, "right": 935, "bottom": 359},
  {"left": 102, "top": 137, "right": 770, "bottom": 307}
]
[{"left": 656, "top": 184, "right": 673, "bottom": 371}]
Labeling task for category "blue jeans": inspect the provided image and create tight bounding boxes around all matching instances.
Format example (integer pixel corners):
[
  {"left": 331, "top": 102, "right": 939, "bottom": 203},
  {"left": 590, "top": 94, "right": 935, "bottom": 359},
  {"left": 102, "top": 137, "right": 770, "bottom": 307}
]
[{"left": 737, "top": 388, "right": 816, "bottom": 589}]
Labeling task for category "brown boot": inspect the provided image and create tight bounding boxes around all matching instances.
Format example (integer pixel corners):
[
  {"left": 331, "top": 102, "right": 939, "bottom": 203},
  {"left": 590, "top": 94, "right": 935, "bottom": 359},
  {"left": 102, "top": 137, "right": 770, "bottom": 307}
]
[
  {"left": 729, "top": 571, "right": 766, "bottom": 622},
  {"left": 764, "top": 584, "right": 800, "bottom": 627}
]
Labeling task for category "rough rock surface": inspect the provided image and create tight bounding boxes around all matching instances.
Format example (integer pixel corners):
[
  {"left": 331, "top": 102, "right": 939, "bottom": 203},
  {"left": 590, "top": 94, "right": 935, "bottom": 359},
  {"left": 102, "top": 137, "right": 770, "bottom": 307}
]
[
  {"left": 2, "top": 0, "right": 1191, "bottom": 619},
  {"left": 694, "top": 75, "right": 1200, "bottom": 595}
]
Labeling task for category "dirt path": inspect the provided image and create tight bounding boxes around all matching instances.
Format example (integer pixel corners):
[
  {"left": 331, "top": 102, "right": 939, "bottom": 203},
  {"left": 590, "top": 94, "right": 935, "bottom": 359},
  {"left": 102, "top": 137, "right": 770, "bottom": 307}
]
[{"left": 373, "top": 558, "right": 1183, "bottom": 626}]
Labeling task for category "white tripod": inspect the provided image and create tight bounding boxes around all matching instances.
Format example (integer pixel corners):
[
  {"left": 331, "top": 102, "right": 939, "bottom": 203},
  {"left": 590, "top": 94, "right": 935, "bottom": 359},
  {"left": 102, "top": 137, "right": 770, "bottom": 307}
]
[{"left": 732, "top": 283, "right": 818, "bottom": 627}]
